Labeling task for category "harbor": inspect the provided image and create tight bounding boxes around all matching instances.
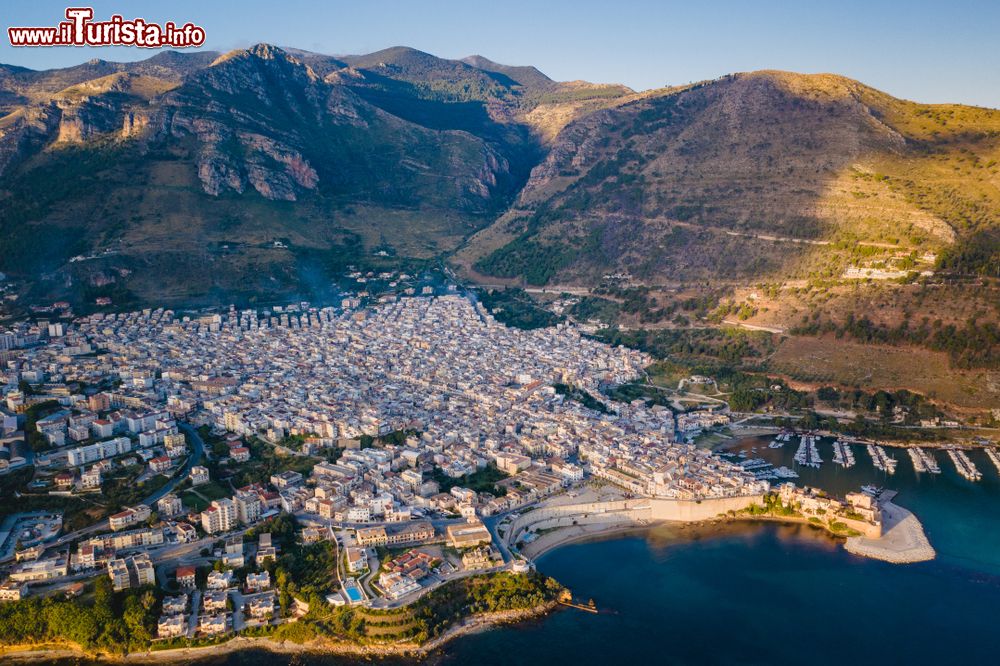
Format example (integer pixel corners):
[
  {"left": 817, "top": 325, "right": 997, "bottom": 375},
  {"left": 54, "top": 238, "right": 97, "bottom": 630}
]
[{"left": 444, "top": 430, "right": 1000, "bottom": 665}]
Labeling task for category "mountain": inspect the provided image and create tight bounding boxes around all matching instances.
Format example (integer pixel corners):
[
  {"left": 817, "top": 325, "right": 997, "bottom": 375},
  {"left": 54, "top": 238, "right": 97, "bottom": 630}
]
[
  {"left": 0, "top": 51, "right": 997, "bottom": 318},
  {"left": 0, "top": 44, "right": 615, "bottom": 305},
  {"left": 462, "top": 70, "right": 1000, "bottom": 286}
]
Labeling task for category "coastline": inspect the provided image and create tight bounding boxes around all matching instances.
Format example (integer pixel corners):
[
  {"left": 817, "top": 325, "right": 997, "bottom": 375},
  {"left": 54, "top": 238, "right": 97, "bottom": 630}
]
[
  {"left": 1, "top": 495, "right": 936, "bottom": 664},
  {"left": 0, "top": 604, "right": 559, "bottom": 663},
  {"left": 516, "top": 499, "right": 934, "bottom": 565}
]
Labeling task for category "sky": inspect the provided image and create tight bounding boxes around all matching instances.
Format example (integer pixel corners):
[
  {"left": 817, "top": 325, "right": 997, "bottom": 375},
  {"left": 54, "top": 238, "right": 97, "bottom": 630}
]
[{"left": 2, "top": 0, "right": 999, "bottom": 108}]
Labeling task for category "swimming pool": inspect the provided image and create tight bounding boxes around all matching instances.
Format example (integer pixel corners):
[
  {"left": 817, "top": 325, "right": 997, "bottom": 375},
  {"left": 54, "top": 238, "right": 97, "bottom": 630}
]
[{"left": 343, "top": 585, "right": 363, "bottom": 603}]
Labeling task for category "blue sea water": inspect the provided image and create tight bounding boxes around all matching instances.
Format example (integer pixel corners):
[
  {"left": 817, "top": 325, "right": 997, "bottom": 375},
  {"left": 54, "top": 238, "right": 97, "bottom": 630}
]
[{"left": 434, "top": 437, "right": 1000, "bottom": 665}]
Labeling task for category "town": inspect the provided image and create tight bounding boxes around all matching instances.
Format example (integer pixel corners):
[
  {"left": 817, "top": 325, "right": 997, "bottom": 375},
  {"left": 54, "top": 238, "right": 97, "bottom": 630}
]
[{"left": 0, "top": 291, "right": 767, "bottom": 645}]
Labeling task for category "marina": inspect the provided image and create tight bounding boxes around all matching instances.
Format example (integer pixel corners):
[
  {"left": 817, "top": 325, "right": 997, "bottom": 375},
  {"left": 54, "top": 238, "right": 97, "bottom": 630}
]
[
  {"left": 946, "top": 449, "right": 982, "bottom": 482},
  {"left": 866, "top": 444, "right": 898, "bottom": 474},
  {"left": 907, "top": 447, "right": 941, "bottom": 474},
  {"left": 831, "top": 440, "right": 856, "bottom": 468},
  {"left": 732, "top": 431, "right": 1000, "bottom": 486}
]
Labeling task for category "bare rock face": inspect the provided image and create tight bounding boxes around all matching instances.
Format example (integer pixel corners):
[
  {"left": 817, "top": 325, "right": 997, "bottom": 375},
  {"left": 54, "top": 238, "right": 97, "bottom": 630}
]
[
  {"left": 0, "top": 104, "right": 60, "bottom": 177},
  {"left": 120, "top": 110, "right": 150, "bottom": 138}
]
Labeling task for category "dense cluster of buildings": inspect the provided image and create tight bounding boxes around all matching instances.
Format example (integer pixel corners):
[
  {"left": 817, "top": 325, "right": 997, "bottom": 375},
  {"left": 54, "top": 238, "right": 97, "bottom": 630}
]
[
  {"left": 0, "top": 292, "right": 765, "bottom": 609},
  {"left": 41, "top": 295, "right": 759, "bottom": 514}
]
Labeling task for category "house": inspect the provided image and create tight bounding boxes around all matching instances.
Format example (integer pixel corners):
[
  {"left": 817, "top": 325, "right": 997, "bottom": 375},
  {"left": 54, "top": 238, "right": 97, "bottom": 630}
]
[
  {"left": 301, "top": 526, "right": 332, "bottom": 544},
  {"left": 270, "top": 470, "right": 303, "bottom": 489},
  {"left": 230, "top": 447, "right": 250, "bottom": 463},
  {"left": 162, "top": 594, "right": 188, "bottom": 615},
  {"left": 245, "top": 571, "right": 271, "bottom": 592},
  {"left": 461, "top": 546, "right": 495, "bottom": 570},
  {"left": 54, "top": 471, "right": 74, "bottom": 489},
  {"left": 80, "top": 467, "right": 103, "bottom": 489},
  {"left": 132, "top": 553, "right": 155, "bottom": 586},
  {"left": 256, "top": 544, "right": 277, "bottom": 566},
  {"left": 248, "top": 593, "right": 276, "bottom": 619},
  {"left": 173, "top": 522, "right": 197, "bottom": 543},
  {"left": 383, "top": 521, "right": 433, "bottom": 546},
  {"left": 0, "top": 580, "right": 29, "bottom": 601},
  {"left": 176, "top": 566, "right": 196, "bottom": 588},
  {"left": 206, "top": 570, "right": 234, "bottom": 590},
  {"left": 198, "top": 613, "right": 228, "bottom": 636},
  {"left": 345, "top": 546, "right": 368, "bottom": 573},
  {"left": 157, "top": 614, "right": 187, "bottom": 638},
  {"left": 91, "top": 419, "right": 114, "bottom": 439},
  {"left": 157, "top": 493, "right": 183, "bottom": 518},
  {"left": 189, "top": 465, "right": 210, "bottom": 486},
  {"left": 109, "top": 504, "right": 152, "bottom": 531},
  {"left": 379, "top": 572, "right": 421, "bottom": 600},
  {"left": 354, "top": 525, "right": 388, "bottom": 547},
  {"left": 108, "top": 558, "right": 131, "bottom": 591},
  {"left": 202, "top": 589, "right": 228, "bottom": 612},
  {"left": 149, "top": 456, "right": 174, "bottom": 474}
]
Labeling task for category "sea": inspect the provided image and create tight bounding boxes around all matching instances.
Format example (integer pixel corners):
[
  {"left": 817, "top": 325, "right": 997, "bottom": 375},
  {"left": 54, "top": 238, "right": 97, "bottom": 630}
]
[{"left": 58, "top": 436, "right": 1000, "bottom": 665}]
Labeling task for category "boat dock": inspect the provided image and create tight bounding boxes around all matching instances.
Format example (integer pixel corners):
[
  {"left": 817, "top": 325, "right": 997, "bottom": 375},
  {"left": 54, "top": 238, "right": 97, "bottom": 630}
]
[
  {"left": 907, "top": 447, "right": 941, "bottom": 474},
  {"left": 769, "top": 431, "right": 792, "bottom": 449},
  {"left": 947, "top": 449, "right": 982, "bottom": 481},
  {"left": 867, "top": 444, "right": 898, "bottom": 474},
  {"left": 556, "top": 591, "right": 598, "bottom": 613},
  {"left": 832, "top": 440, "right": 856, "bottom": 468},
  {"left": 985, "top": 448, "right": 1000, "bottom": 475},
  {"left": 738, "top": 458, "right": 780, "bottom": 481},
  {"left": 793, "top": 434, "right": 822, "bottom": 468}
]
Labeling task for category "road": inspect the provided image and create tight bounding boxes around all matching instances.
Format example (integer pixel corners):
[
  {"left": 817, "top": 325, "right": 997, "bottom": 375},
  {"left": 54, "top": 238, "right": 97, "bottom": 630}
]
[
  {"left": 46, "top": 422, "right": 204, "bottom": 549},
  {"left": 146, "top": 422, "right": 205, "bottom": 505}
]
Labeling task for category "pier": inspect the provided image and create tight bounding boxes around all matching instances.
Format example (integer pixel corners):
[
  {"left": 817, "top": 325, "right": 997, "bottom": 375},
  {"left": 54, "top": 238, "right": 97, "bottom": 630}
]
[
  {"left": 985, "top": 448, "right": 1000, "bottom": 475},
  {"left": 832, "top": 440, "right": 856, "bottom": 468},
  {"left": 947, "top": 449, "right": 981, "bottom": 481},
  {"left": 866, "top": 444, "right": 898, "bottom": 474},
  {"left": 907, "top": 447, "right": 941, "bottom": 474},
  {"left": 793, "top": 434, "right": 822, "bottom": 468}
]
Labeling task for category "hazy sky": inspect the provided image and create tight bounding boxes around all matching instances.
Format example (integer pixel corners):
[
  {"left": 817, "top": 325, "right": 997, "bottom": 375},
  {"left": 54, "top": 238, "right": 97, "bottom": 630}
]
[{"left": 2, "top": 0, "right": 999, "bottom": 108}]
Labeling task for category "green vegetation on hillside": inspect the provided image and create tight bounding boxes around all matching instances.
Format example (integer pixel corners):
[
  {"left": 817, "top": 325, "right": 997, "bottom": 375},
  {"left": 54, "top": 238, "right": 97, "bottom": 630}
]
[
  {"left": 432, "top": 463, "right": 510, "bottom": 496},
  {"left": 554, "top": 383, "right": 613, "bottom": 414},
  {"left": 0, "top": 578, "right": 158, "bottom": 654},
  {"left": 477, "top": 288, "right": 563, "bottom": 329},
  {"left": 790, "top": 312, "right": 999, "bottom": 369},
  {"left": 278, "top": 571, "right": 561, "bottom": 645}
]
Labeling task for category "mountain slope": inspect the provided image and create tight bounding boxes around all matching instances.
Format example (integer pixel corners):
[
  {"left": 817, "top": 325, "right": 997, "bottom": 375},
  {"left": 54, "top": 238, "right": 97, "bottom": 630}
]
[
  {"left": 462, "top": 71, "right": 1000, "bottom": 285},
  {"left": 0, "top": 45, "right": 575, "bottom": 305}
]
